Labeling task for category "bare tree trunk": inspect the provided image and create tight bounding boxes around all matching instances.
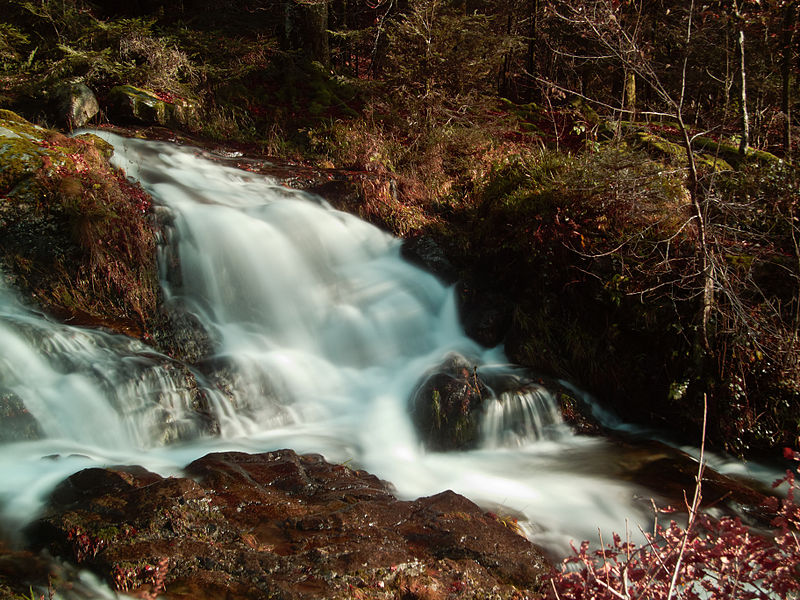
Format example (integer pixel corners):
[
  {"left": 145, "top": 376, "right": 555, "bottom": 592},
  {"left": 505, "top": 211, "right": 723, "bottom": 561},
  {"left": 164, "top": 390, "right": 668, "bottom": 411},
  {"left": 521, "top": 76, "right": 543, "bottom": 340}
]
[
  {"left": 676, "top": 0, "right": 714, "bottom": 353},
  {"left": 733, "top": 0, "right": 749, "bottom": 155},
  {"left": 499, "top": 12, "right": 514, "bottom": 97},
  {"left": 524, "top": 0, "right": 539, "bottom": 101},
  {"left": 624, "top": 70, "right": 636, "bottom": 119},
  {"left": 782, "top": 1, "right": 797, "bottom": 161}
]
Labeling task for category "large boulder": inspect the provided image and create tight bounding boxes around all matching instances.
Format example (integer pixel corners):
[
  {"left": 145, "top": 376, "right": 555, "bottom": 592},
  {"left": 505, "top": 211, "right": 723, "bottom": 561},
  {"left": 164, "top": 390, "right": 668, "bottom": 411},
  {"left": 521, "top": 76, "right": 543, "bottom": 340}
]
[
  {"left": 50, "top": 82, "right": 100, "bottom": 130},
  {"left": 107, "top": 85, "right": 200, "bottom": 131},
  {"left": 411, "top": 354, "right": 599, "bottom": 450},
  {"left": 26, "top": 450, "right": 550, "bottom": 599}
]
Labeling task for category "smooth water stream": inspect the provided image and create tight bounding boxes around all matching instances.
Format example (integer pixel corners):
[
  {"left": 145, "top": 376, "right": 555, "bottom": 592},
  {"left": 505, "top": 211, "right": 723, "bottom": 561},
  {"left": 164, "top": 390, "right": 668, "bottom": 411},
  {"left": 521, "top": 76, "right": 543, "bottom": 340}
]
[{"left": 0, "top": 132, "right": 770, "bottom": 595}]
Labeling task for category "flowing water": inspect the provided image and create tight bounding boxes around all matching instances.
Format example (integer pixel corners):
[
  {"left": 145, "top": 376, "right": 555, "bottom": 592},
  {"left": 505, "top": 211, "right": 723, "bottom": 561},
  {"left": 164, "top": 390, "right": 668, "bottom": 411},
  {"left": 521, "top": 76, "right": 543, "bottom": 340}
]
[{"left": 0, "top": 132, "right": 772, "bottom": 596}]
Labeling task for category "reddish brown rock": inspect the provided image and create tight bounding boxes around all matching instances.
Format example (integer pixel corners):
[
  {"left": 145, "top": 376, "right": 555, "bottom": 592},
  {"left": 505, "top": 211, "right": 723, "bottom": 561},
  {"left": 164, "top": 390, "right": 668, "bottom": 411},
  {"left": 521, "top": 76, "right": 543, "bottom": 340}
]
[{"left": 26, "top": 450, "right": 550, "bottom": 599}]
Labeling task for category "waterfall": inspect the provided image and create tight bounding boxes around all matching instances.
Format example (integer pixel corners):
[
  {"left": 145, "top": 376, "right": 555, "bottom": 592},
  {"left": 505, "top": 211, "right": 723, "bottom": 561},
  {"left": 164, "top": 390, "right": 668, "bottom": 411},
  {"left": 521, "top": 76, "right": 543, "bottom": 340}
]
[
  {"left": 0, "top": 284, "right": 208, "bottom": 449},
  {"left": 481, "top": 385, "right": 565, "bottom": 448},
  {"left": 0, "top": 131, "right": 720, "bottom": 566}
]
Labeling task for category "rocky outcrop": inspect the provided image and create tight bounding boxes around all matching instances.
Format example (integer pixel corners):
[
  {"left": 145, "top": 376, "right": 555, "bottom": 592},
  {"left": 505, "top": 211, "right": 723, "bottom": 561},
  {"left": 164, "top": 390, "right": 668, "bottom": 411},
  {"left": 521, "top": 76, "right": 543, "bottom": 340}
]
[
  {"left": 401, "top": 235, "right": 458, "bottom": 284},
  {"left": 0, "top": 110, "right": 159, "bottom": 338},
  {"left": 26, "top": 450, "right": 550, "bottom": 599},
  {"left": 457, "top": 283, "right": 514, "bottom": 348}
]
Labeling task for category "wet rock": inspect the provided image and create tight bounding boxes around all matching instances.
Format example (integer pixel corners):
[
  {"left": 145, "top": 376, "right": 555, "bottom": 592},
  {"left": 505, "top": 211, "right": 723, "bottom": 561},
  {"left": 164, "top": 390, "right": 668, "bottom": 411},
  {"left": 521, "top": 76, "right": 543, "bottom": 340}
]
[
  {"left": 196, "top": 355, "right": 290, "bottom": 429},
  {"left": 152, "top": 301, "right": 215, "bottom": 364},
  {"left": 50, "top": 82, "right": 100, "bottom": 130},
  {"left": 548, "top": 382, "right": 603, "bottom": 437},
  {"left": 0, "top": 542, "right": 50, "bottom": 599},
  {"left": 618, "top": 440, "right": 772, "bottom": 522},
  {"left": 27, "top": 450, "right": 550, "bottom": 599},
  {"left": 411, "top": 357, "right": 601, "bottom": 449},
  {"left": 411, "top": 353, "right": 490, "bottom": 451},
  {"left": 0, "top": 390, "right": 42, "bottom": 442},
  {"left": 107, "top": 85, "right": 200, "bottom": 132},
  {"left": 401, "top": 236, "right": 458, "bottom": 284}
]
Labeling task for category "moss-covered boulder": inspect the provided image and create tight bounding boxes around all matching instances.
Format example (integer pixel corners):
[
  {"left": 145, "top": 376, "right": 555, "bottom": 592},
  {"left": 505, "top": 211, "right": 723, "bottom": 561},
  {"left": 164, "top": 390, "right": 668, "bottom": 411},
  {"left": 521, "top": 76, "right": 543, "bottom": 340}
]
[
  {"left": 0, "top": 110, "right": 159, "bottom": 337},
  {"left": 633, "top": 131, "right": 734, "bottom": 172},
  {"left": 693, "top": 136, "right": 781, "bottom": 167},
  {"left": 107, "top": 85, "right": 200, "bottom": 132},
  {"left": 411, "top": 353, "right": 490, "bottom": 451}
]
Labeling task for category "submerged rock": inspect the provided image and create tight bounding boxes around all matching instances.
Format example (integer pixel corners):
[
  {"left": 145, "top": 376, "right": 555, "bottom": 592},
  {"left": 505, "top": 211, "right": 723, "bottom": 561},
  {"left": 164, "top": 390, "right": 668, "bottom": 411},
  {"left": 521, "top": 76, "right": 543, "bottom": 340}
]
[
  {"left": 0, "top": 542, "right": 50, "bottom": 599},
  {"left": 410, "top": 355, "right": 587, "bottom": 450},
  {"left": 26, "top": 450, "right": 550, "bottom": 599},
  {"left": 0, "top": 391, "right": 42, "bottom": 442}
]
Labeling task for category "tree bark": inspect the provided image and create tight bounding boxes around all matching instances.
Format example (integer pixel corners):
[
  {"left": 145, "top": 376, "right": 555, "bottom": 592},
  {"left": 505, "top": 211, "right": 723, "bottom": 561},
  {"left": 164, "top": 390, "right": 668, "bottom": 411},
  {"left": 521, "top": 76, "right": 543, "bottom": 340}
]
[
  {"left": 624, "top": 70, "right": 636, "bottom": 119},
  {"left": 284, "top": 0, "right": 330, "bottom": 66},
  {"left": 524, "top": 0, "right": 539, "bottom": 101}
]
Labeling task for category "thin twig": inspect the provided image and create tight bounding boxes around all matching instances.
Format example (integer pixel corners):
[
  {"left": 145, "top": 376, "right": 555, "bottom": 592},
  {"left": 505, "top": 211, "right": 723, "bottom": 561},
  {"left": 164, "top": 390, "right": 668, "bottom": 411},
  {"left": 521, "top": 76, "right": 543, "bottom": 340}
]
[{"left": 666, "top": 392, "right": 707, "bottom": 600}]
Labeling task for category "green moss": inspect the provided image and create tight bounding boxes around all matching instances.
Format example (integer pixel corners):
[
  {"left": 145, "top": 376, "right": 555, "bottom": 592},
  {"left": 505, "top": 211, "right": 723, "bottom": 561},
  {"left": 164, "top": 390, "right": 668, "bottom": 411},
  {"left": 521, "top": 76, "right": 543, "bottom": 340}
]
[
  {"left": 634, "top": 131, "right": 684, "bottom": 160},
  {"left": 432, "top": 389, "right": 442, "bottom": 430},
  {"left": 108, "top": 85, "right": 200, "bottom": 130},
  {"left": 688, "top": 135, "right": 779, "bottom": 168},
  {"left": 695, "top": 153, "right": 733, "bottom": 172},
  {"left": 0, "top": 111, "right": 49, "bottom": 193}
]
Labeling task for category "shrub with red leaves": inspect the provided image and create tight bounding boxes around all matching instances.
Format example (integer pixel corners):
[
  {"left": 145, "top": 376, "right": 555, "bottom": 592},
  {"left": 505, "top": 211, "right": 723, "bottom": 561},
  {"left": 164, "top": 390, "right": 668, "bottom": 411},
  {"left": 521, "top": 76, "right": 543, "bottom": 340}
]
[{"left": 549, "top": 450, "right": 800, "bottom": 599}]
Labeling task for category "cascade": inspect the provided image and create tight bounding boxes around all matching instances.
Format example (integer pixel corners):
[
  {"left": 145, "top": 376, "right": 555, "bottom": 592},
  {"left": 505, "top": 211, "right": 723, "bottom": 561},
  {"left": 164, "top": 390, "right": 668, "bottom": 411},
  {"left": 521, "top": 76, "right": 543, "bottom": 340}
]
[{"left": 0, "top": 131, "right": 768, "bottom": 587}]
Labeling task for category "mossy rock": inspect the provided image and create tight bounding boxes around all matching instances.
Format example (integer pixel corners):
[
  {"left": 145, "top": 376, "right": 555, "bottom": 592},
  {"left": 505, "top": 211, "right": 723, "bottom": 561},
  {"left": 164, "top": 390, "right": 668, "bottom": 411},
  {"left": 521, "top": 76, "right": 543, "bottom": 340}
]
[
  {"left": 0, "top": 109, "right": 52, "bottom": 194},
  {"left": 0, "top": 110, "right": 159, "bottom": 338},
  {"left": 695, "top": 152, "right": 734, "bottom": 172},
  {"left": 633, "top": 131, "right": 734, "bottom": 172},
  {"left": 74, "top": 132, "right": 114, "bottom": 160},
  {"left": 410, "top": 353, "right": 489, "bottom": 451},
  {"left": 745, "top": 147, "right": 782, "bottom": 166},
  {"left": 633, "top": 131, "right": 684, "bottom": 161},
  {"left": 107, "top": 85, "right": 200, "bottom": 131}
]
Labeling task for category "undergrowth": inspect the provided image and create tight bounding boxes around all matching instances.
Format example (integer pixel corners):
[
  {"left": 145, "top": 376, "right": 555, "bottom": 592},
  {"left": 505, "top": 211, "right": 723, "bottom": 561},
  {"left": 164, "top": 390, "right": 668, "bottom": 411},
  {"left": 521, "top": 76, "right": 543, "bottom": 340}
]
[{"left": 549, "top": 448, "right": 800, "bottom": 599}]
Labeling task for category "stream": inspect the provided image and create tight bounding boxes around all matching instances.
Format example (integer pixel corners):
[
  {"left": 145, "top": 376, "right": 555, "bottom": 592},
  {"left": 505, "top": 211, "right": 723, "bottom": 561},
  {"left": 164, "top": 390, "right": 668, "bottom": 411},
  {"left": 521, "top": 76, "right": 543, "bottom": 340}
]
[{"left": 0, "top": 132, "right": 775, "bottom": 597}]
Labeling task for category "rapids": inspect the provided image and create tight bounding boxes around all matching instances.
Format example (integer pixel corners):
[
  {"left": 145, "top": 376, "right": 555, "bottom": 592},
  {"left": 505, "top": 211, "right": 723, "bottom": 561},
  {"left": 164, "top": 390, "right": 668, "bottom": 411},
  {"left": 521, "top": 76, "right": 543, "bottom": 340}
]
[{"left": 0, "top": 132, "right": 774, "bottom": 596}]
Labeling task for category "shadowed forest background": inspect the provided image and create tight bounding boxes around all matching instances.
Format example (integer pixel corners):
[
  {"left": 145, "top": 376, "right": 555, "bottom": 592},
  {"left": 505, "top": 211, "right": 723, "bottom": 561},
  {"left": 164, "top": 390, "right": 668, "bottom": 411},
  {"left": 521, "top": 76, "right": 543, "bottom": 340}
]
[{"left": 4, "top": 0, "right": 798, "bottom": 456}]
